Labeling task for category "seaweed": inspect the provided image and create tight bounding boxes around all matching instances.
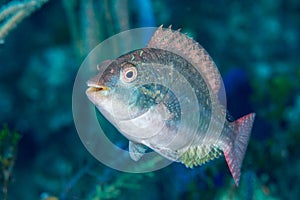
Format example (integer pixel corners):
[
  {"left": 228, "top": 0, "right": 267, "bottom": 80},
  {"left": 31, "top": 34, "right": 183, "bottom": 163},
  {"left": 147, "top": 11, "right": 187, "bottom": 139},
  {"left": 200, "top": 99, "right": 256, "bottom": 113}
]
[
  {"left": 0, "top": 0, "right": 48, "bottom": 43},
  {"left": 0, "top": 124, "right": 21, "bottom": 200}
]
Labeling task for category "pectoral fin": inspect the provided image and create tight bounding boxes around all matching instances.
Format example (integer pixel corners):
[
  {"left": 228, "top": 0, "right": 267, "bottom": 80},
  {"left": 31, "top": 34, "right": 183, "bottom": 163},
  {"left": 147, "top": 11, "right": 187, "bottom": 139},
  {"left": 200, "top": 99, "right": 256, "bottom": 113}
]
[{"left": 129, "top": 141, "right": 148, "bottom": 161}]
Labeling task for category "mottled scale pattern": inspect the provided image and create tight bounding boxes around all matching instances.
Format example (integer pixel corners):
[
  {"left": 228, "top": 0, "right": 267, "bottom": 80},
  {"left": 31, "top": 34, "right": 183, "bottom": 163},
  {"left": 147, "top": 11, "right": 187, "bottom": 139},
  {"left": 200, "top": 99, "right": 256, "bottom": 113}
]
[
  {"left": 179, "top": 144, "right": 223, "bottom": 168},
  {"left": 116, "top": 47, "right": 213, "bottom": 136},
  {"left": 147, "top": 25, "right": 221, "bottom": 95},
  {"left": 115, "top": 45, "right": 218, "bottom": 160},
  {"left": 133, "top": 84, "right": 181, "bottom": 124}
]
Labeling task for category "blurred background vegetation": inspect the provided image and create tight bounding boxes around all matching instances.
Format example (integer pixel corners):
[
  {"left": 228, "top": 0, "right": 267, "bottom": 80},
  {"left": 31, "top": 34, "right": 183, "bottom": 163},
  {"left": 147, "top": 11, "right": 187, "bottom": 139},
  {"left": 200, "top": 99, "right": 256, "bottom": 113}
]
[{"left": 0, "top": 0, "right": 299, "bottom": 199}]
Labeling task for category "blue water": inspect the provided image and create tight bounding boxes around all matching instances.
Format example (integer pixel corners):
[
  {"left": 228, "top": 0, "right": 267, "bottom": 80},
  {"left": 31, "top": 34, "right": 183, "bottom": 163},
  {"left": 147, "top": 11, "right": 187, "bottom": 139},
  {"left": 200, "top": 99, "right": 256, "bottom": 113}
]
[{"left": 0, "top": 0, "right": 299, "bottom": 199}]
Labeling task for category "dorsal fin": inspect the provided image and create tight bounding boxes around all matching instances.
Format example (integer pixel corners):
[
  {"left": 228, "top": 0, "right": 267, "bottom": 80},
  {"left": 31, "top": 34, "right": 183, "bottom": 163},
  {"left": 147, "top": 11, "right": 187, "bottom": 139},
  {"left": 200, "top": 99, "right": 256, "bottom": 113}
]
[{"left": 147, "top": 25, "right": 221, "bottom": 95}]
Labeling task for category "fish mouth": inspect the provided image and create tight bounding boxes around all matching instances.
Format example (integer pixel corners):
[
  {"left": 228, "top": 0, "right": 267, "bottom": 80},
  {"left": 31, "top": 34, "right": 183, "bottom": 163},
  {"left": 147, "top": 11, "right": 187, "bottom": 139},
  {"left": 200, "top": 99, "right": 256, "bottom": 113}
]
[{"left": 86, "top": 83, "right": 110, "bottom": 93}]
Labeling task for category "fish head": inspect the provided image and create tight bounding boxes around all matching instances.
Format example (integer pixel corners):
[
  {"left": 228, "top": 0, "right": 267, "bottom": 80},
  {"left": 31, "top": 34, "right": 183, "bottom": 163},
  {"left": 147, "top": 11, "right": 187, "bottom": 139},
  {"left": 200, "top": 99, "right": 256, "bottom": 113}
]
[
  {"left": 86, "top": 55, "right": 168, "bottom": 141},
  {"left": 86, "top": 59, "right": 139, "bottom": 118}
]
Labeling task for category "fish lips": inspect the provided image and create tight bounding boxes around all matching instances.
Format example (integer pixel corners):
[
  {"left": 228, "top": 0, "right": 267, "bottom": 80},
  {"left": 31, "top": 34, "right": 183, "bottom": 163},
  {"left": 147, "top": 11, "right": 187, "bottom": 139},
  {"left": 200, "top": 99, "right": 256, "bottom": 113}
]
[
  {"left": 86, "top": 83, "right": 110, "bottom": 93},
  {"left": 86, "top": 81, "right": 110, "bottom": 104}
]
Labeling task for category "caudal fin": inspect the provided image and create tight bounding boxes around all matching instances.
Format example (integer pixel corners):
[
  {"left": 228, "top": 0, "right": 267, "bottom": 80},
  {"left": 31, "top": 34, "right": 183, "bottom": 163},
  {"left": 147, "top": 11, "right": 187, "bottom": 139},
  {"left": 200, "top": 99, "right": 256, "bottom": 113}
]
[{"left": 224, "top": 113, "right": 255, "bottom": 186}]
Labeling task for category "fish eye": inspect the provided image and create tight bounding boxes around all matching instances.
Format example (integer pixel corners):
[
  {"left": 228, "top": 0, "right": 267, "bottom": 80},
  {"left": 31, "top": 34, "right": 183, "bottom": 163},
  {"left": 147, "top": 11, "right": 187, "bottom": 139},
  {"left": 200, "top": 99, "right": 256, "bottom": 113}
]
[
  {"left": 122, "top": 66, "right": 137, "bottom": 83},
  {"left": 126, "top": 71, "right": 134, "bottom": 78}
]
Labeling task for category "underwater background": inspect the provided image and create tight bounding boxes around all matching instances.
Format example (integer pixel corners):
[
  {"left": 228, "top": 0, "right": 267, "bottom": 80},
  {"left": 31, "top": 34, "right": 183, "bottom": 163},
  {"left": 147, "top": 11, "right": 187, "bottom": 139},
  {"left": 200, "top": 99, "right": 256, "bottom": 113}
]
[{"left": 0, "top": 0, "right": 300, "bottom": 199}]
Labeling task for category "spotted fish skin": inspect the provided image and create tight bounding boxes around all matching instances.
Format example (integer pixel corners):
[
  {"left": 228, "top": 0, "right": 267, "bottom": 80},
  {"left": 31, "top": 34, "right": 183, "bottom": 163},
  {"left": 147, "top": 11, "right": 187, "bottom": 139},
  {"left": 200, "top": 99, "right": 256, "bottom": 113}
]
[
  {"left": 86, "top": 26, "right": 255, "bottom": 186},
  {"left": 117, "top": 48, "right": 214, "bottom": 139}
]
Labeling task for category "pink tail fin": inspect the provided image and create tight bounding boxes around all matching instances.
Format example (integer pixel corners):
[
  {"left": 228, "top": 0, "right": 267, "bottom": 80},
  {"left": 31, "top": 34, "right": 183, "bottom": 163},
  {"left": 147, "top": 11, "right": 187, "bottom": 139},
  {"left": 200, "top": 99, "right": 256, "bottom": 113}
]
[{"left": 224, "top": 113, "right": 255, "bottom": 186}]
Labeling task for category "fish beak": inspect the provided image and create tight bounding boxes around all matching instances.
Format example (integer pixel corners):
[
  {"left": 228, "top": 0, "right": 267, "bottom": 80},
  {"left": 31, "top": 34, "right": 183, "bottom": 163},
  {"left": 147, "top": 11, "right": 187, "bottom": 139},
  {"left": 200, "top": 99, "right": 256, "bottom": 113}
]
[{"left": 87, "top": 83, "right": 110, "bottom": 93}]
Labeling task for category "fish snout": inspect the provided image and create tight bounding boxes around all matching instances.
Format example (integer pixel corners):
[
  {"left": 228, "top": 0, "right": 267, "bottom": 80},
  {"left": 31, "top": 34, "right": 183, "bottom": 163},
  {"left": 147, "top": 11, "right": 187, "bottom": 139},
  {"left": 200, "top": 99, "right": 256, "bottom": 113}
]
[
  {"left": 86, "top": 78, "right": 110, "bottom": 93},
  {"left": 86, "top": 83, "right": 110, "bottom": 93}
]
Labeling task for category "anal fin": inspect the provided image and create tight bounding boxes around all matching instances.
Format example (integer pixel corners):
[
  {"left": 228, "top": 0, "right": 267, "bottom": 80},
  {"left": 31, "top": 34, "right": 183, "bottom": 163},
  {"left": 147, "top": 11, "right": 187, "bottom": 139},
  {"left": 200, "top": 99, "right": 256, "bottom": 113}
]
[{"left": 180, "top": 145, "right": 222, "bottom": 168}]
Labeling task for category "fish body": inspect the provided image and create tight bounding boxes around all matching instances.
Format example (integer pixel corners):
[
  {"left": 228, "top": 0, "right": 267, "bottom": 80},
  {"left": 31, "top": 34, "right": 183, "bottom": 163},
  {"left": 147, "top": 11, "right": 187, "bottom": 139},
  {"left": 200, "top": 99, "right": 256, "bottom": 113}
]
[{"left": 86, "top": 26, "right": 255, "bottom": 186}]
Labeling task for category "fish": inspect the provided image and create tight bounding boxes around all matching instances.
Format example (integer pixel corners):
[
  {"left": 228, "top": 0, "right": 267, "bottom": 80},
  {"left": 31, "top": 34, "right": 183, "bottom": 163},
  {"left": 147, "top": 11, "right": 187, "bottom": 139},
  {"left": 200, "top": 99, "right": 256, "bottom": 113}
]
[{"left": 86, "top": 25, "right": 255, "bottom": 186}]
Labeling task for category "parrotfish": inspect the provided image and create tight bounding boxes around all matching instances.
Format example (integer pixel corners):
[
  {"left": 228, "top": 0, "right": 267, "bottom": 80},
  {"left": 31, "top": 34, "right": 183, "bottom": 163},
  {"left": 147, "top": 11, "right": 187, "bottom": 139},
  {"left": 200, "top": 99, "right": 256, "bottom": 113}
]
[{"left": 86, "top": 26, "right": 255, "bottom": 186}]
